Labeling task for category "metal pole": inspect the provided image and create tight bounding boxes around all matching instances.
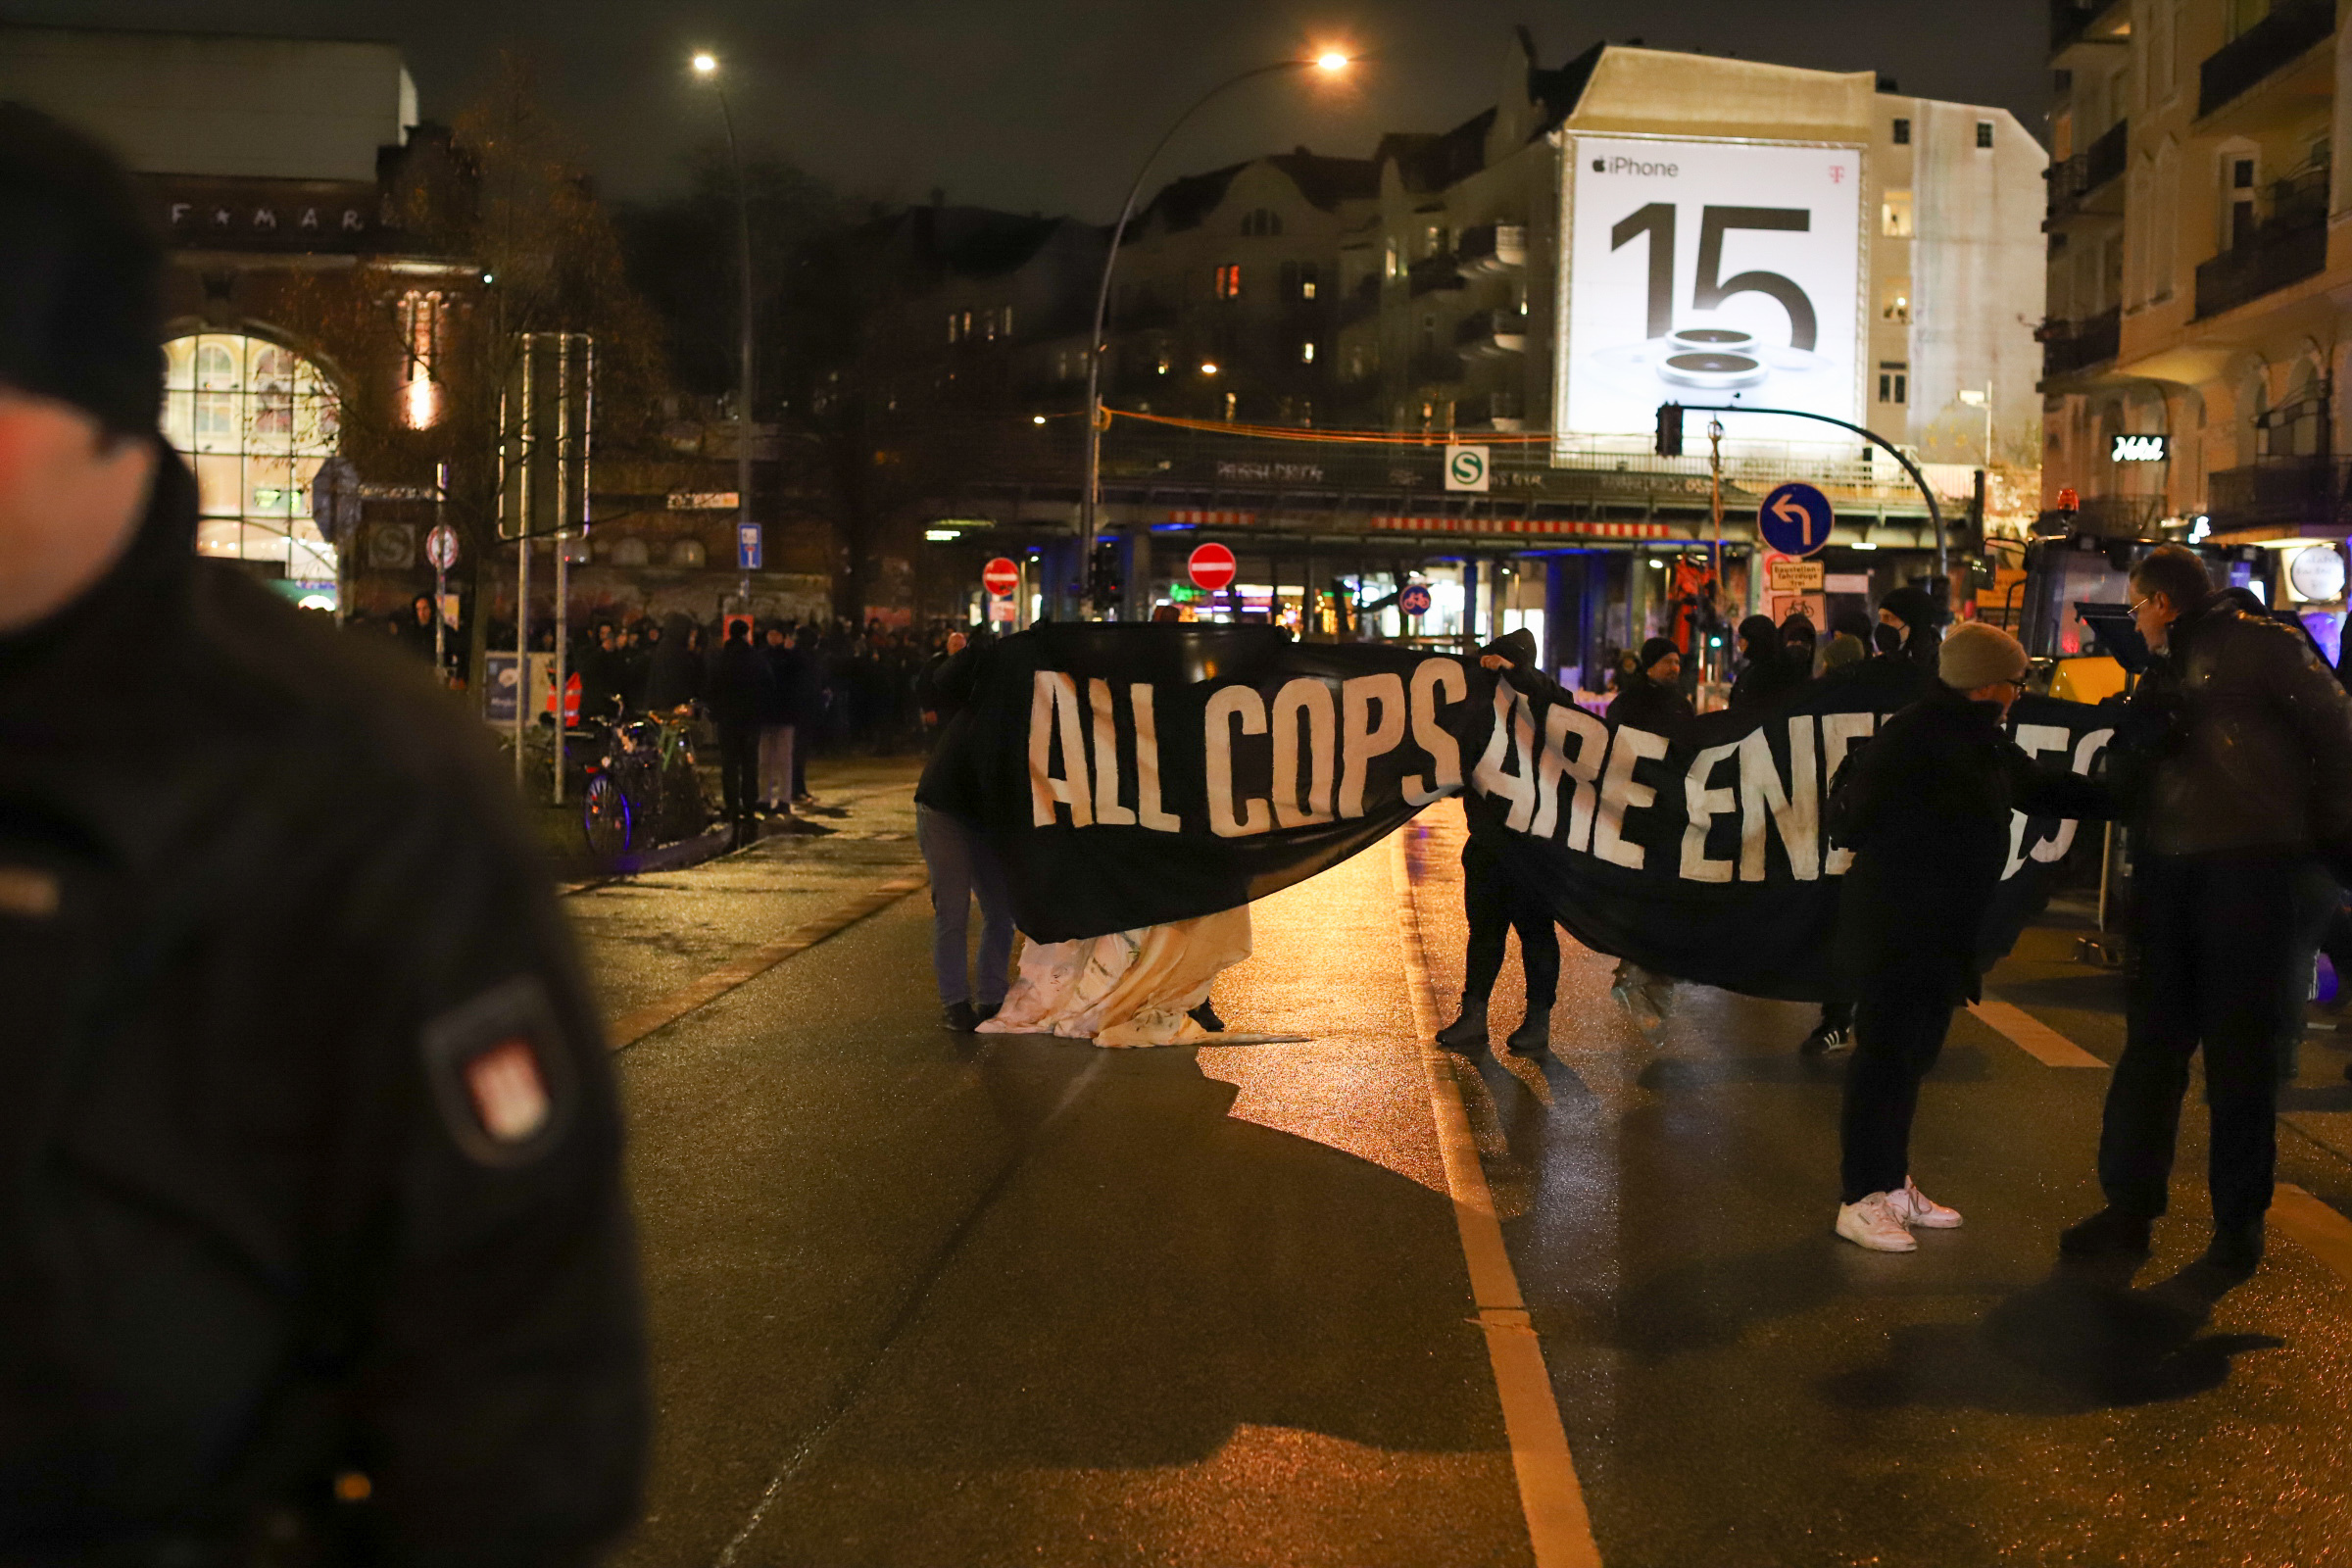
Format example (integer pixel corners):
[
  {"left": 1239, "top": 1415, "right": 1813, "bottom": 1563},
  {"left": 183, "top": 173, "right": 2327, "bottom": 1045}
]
[
  {"left": 553, "top": 334, "right": 571, "bottom": 807},
  {"left": 433, "top": 459, "right": 448, "bottom": 682},
  {"left": 1682, "top": 403, "right": 1946, "bottom": 585},
  {"left": 1080, "top": 60, "right": 1313, "bottom": 610},
  {"left": 514, "top": 335, "right": 533, "bottom": 790},
  {"left": 715, "top": 81, "right": 755, "bottom": 620}
]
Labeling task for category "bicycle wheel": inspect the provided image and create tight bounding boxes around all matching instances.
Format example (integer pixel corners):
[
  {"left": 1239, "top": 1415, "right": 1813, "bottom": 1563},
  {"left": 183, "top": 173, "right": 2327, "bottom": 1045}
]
[{"left": 581, "top": 773, "right": 634, "bottom": 859}]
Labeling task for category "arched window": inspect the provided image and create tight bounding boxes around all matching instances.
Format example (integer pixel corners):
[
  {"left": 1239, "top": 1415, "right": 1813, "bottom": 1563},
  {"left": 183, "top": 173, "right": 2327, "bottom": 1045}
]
[
  {"left": 611, "top": 537, "right": 651, "bottom": 567},
  {"left": 163, "top": 333, "right": 341, "bottom": 585}
]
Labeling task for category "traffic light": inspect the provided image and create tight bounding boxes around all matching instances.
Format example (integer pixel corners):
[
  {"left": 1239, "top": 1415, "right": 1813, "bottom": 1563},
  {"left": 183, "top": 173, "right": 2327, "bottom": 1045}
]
[
  {"left": 1087, "top": 537, "right": 1122, "bottom": 611},
  {"left": 1654, "top": 402, "right": 1684, "bottom": 459}
]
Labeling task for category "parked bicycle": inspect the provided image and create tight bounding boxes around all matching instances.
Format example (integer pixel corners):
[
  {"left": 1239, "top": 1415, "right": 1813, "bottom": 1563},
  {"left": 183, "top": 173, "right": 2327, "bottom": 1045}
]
[{"left": 580, "top": 704, "right": 711, "bottom": 859}]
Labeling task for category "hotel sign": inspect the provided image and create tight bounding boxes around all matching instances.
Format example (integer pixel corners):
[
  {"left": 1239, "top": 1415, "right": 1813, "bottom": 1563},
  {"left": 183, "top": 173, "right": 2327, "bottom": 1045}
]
[
  {"left": 145, "top": 174, "right": 380, "bottom": 253},
  {"left": 2110, "top": 433, "right": 2168, "bottom": 464}
]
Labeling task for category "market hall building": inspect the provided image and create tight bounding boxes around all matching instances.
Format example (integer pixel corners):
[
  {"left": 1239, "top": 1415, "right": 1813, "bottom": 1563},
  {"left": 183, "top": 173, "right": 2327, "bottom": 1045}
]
[{"left": 897, "top": 36, "right": 2047, "bottom": 685}]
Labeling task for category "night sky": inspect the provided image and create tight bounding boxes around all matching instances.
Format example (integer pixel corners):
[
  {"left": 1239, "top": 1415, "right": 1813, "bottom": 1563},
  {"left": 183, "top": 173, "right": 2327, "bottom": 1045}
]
[{"left": 12, "top": 2, "right": 2050, "bottom": 212}]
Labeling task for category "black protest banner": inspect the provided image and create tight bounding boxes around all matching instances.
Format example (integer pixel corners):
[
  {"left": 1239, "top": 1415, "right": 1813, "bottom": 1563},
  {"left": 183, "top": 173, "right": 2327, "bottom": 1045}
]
[
  {"left": 921, "top": 625, "right": 2115, "bottom": 1000},
  {"left": 918, "top": 624, "right": 1483, "bottom": 943},
  {"left": 1462, "top": 670, "right": 2115, "bottom": 1001}
]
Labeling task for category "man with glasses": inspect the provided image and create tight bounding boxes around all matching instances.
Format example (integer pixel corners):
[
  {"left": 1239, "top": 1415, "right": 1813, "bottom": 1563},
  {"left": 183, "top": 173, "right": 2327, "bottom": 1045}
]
[
  {"left": 1824, "top": 623, "right": 2108, "bottom": 1252},
  {"left": 2063, "top": 545, "right": 2352, "bottom": 1279}
]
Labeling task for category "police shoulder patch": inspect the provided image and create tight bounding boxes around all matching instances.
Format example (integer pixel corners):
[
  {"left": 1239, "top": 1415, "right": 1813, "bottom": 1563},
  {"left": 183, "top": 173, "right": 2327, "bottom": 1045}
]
[{"left": 420, "top": 976, "right": 577, "bottom": 1167}]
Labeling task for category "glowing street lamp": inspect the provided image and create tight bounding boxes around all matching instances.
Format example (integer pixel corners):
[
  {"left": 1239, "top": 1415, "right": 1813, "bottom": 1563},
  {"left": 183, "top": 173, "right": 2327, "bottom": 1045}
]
[{"left": 689, "top": 50, "right": 757, "bottom": 607}]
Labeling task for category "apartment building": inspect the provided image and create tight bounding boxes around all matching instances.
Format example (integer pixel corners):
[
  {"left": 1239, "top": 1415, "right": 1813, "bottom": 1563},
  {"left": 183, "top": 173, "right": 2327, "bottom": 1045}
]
[{"left": 2040, "top": 0, "right": 2346, "bottom": 545}]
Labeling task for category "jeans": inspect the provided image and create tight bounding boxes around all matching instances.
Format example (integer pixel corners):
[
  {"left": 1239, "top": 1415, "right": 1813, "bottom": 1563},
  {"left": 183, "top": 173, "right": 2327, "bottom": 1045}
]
[
  {"left": 758, "top": 724, "right": 795, "bottom": 809},
  {"left": 2099, "top": 852, "right": 2302, "bottom": 1230},
  {"left": 716, "top": 723, "right": 759, "bottom": 820},
  {"left": 1461, "top": 837, "right": 1560, "bottom": 1006},
  {"left": 915, "top": 804, "right": 1014, "bottom": 1006},
  {"left": 1840, "top": 984, "right": 1954, "bottom": 1202}
]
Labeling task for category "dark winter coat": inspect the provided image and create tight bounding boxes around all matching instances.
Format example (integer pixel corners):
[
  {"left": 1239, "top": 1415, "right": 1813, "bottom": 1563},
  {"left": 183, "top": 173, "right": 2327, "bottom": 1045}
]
[
  {"left": 641, "top": 615, "right": 703, "bottom": 710},
  {"left": 1604, "top": 672, "right": 1693, "bottom": 732},
  {"left": 705, "top": 636, "right": 774, "bottom": 729},
  {"left": 1828, "top": 681, "right": 2110, "bottom": 1004},
  {"left": 0, "top": 455, "right": 645, "bottom": 1561},
  {"left": 2113, "top": 595, "right": 2352, "bottom": 858},
  {"left": 760, "top": 641, "right": 802, "bottom": 725}
]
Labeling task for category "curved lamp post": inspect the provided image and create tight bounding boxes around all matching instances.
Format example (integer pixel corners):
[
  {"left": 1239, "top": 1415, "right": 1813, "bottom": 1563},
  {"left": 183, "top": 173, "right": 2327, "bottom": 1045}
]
[
  {"left": 1078, "top": 50, "right": 1352, "bottom": 613},
  {"left": 692, "top": 51, "right": 757, "bottom": 609}
]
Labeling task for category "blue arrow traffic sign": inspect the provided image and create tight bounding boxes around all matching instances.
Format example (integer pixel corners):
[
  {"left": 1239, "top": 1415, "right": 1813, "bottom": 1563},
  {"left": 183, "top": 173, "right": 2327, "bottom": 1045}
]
[
  {"left": 1757, "top": 482, "right": 1835, "bottom": 559},
  {"left": 737, "top": 523, "right": 763, "bottom": 571}
]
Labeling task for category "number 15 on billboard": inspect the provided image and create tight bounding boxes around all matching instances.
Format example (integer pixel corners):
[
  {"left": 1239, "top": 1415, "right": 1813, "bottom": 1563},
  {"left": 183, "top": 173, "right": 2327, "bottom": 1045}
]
[{"left": 1561, "top": 136, "right": 1862, "bottom": 443}]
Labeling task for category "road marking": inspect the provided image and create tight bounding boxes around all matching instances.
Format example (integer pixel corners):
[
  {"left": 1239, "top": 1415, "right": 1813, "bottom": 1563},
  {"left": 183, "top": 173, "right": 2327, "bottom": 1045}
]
[
  {"left": 1389, "top": 831, "right": 1602, "bottom": 1568},
  {"left": 605, "top": 871, "right": 929, "bottom": 1052},
  {"left": 2272, "top": 1183, "right": 2352, "bottom": 1287},
  {"left": 1968, "top": 998, "right": 2107, "bottom": 1068}
]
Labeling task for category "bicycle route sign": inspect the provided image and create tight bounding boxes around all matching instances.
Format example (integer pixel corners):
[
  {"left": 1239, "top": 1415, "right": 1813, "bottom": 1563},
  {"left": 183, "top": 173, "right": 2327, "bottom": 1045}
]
[
  {"left": 1757, "top": 482, "right": 1834, "bottom": 558},
  {"left": 1400, "top": 582, "right": 1434, "bottom": 616}
]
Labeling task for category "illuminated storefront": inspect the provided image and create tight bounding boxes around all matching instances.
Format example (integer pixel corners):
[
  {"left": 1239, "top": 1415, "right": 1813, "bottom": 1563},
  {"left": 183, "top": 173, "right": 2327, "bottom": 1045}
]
[{"left": 162, "top": 331, "right": 342, "bottom": 592}]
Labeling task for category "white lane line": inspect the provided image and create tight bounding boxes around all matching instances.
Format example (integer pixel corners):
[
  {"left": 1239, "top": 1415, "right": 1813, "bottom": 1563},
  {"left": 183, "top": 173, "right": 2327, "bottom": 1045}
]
[
  {"left": 2272, "top": 1183, "right": 2352, "bottom": 1287},
  {"left": 605, "top": 870, "right": 929, "bottom": 1052},
  {"left": 1968, "top": 998, "right": 2108, "bottom": 1068},
  {"left": 1389, "top": 831, "right": 1603, "bottom": 1568}
]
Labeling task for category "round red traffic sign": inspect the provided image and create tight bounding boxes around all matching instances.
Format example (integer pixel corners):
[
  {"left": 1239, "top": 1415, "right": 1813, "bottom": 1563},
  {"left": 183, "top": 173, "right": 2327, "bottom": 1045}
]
[
  {"left": 982, "top": 556, "right": 1020, "bottom": 597},
  {"left": 1188, "top": 542, "right": 1237, "bottom": 592}
]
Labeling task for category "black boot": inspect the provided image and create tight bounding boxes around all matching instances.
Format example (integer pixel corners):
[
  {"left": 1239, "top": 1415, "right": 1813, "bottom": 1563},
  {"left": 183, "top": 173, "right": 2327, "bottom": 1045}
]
[
  {"left": 1188, "top": 999, "right": 1224, "bottom": 1033},
  {"left": 1436, "top": 993, "right": 1489, "bottom": 1054},
  {"left": 1505, "top": 1004, "right": 1550, "bottom": 1055},
  {"left": 2058, "top": 1205, "right": 2153, "bottom": 1257},
  {"left": 941, "top": 1000, "right": 979, "bottom": 1032},
  {"left": 2202, "top": 1220, "right": 2265, "bottom": 1280}
]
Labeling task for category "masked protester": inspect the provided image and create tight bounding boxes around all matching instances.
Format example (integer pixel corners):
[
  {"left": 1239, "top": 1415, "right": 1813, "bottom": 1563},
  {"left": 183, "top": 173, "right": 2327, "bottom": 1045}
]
[
  {"left": 1439, "top": 629, "right": 1564, "bottom": 1055},
  {"left": 1825, "top": 623, "right": 2111, "bottom": 1253},
  {"left": 0, "top": 107, "right": 645, "bottom": 1562},
  {"left": 2062, "top": 545, "right": 2352, "bottom": 1280},
  {"left": 1778, "top": 610, "right": 1818, "bottom": 680},
  {"left": 1728, "top": 614, "right": 1802, "bottom": 711}
]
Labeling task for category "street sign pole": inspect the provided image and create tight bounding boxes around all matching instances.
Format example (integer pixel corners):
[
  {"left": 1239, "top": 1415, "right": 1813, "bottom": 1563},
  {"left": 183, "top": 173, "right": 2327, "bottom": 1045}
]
[
  {"left": 1675, "top": 403, "right": 1948, "bottom": 589},
  {"left": 1708, "top": 418, "right": 1725, "bottom": 672},
  {"left": 432, "top": 462, "right": 448, "bottom": 683}
]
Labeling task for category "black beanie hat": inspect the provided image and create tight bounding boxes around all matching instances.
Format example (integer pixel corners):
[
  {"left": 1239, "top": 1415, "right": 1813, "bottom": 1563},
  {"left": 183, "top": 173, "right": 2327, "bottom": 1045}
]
[
  {"left": 0, "top": 103, "right": 163, "bottom": 437},
  {"left": 1636, "top": 636, "right": 1679, "bottom": 673}
]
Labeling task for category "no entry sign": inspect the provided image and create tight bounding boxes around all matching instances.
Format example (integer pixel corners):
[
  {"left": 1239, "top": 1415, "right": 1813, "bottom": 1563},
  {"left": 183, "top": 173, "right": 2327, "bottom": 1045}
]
[
  {"left": 983, "top": 556, "right": 1020, "bottom": 597},
  {"left": 1188, "top": 542, "right": 1237, "bottom": 592}
]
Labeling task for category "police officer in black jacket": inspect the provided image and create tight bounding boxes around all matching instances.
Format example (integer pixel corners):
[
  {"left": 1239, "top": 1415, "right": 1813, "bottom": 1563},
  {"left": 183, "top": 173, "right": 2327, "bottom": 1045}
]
[{"left": 0, "top": 106, "right": 646, "bottom": 1564}]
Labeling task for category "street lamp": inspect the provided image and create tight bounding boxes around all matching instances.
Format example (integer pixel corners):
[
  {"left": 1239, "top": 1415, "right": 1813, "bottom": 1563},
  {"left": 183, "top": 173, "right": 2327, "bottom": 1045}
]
[
  {"left": 691, "top": 50, "right": 757, "bottom": 609},
  {"left": 1077, "top": 50, "right": 1353, "bottom": 614}
]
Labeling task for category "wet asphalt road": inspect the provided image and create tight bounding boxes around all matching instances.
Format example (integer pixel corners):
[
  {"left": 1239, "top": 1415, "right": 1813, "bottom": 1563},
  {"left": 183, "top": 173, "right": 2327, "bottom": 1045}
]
[{"left": 567, "top": 768, "right": 2352, "bottom": 1566}]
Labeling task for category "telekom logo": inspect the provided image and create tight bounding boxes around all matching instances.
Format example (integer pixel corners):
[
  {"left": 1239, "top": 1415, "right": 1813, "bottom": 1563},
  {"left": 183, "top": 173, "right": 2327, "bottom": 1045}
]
[{"left": 1829, "top": 165, "right": 1848, "bottom": 184}]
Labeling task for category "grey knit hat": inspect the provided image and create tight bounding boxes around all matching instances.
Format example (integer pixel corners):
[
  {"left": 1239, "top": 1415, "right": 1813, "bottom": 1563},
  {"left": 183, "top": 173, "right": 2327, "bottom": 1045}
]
[{"left": 1938, "top": 621, "right": 2028, "bottom": 691}]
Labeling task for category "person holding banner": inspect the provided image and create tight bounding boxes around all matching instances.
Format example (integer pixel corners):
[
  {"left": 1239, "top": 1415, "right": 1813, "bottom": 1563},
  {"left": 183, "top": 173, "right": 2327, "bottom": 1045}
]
[
  {"left": 1438, "top": 630, "right": 1564, "bottom": 1056},
  {"left": 1604, "top": 637, "right": 1690, "bottom": 731},
  {"left": 1827, "top": 623, "right": 2111, "bottom": 1253}
]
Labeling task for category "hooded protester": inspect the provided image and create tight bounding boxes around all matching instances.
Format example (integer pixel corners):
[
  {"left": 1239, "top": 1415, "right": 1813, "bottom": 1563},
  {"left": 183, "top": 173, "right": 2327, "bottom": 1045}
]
[
  {"left": 641, "top": 612, "right": 703, "bottom": 711},
  {"left": 1824, "top": 623, "right": 2111, "bottom": 1253},
  {"left": 0, "top": 105, "right": 645, "bottom": 1561},
  {"left": 705, "top": 618, "right": 774, "bottom": 824},
  {"left": 1604, "top": 636, "right": 1691, "bottom": 732},
  {"left": 1779, "top": 611, "right": 1819, "bottom": 679},
  {"left": 1438, "top": 628, "right": 1564, "bottom": 1055},
  {"left": 1728, "top": 614, "right": 1802, "bottom": 710}
]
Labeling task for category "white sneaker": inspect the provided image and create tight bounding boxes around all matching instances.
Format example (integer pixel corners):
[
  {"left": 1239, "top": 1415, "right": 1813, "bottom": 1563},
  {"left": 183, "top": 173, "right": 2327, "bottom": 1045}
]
[
  {"left": 1836, "top": 1193, "right": 1917, "bottom": 1252},
  {"left": 1886, "top": 1176, "right": 1962, "bottom": 1229}
]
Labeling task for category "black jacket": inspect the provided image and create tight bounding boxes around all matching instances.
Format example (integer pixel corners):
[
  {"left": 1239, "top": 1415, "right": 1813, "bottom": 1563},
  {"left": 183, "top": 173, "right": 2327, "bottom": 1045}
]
[
  {"left": 760, "top": 641, "right": 802, "bottom": 725},
  {"left": 1829, "top": 682, "right": 2109, "bottom": 1004},
  {"left": 1728, "top": 653, "right": 1803, "bottom": 711},
  {"left": 2116, "top": 597, "right": 2352, "bottom": 858},
  {"left": 705, "top": 637, "right": 773, "bottom": 728},
  {"left": 0, "top": 457, "right": 646, "bottom": 1564},
  {"left": 1604, "top": 672, "right": 1692, "bottom": 732}
]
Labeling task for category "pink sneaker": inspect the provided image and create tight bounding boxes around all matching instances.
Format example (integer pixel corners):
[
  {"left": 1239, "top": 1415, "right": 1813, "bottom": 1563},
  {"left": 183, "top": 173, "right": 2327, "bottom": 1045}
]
[
  {"left": 1836, "top": 1194, "right": 1917, "bottom": 1253},
  {"left": 1886, "top": 1176, "right": 1962, "bottom": 1229}
]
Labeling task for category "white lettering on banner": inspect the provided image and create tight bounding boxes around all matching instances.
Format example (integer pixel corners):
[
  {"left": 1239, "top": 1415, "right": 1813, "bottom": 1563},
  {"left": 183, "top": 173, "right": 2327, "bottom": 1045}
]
[
  {"left": 1681, "top": 744, "right": 1740, "bottom": 883},
  {"left": 2038, "top": 730, "right": 2113, "bottom": 862},
  {"left": 1340, "top": 673, "right": 1408, "bottom": 819},
  {"left": 2002, "top": 723, "right": 2074, "bottom": 879},
  {"left": 1593, "top": 726, "right": 1670, "bottom": 869},
  {"left": 1533, "top": 704, "right": 1609, "bottom": 850},
  {"left": 1739, "top": 718, "right": 1819, "bottom": 881},
  {"left": 1130, "top": 684, "right": 1183, "bottom": 832},
  {"left": 1818, "top": 711, "right": 1876, "bottom": 874},
  {"left": 1472, "top": 687, "right": 1541, "bottom": 832},
  {"left": 1271, "top": 678, "right": 1339, "bottom": 828},
  {"left": 1089, "top": 679, "right": 1139, "bottom": 827},
  {"left": 1406, "top": 659, "right": 1469, "bottom": 805},
  {"left": 1205, "top": 686, "right": 1273, "bottom": 838},
  {"left": 1029, "top": 673, "right": 1094, "bottom": 827}
]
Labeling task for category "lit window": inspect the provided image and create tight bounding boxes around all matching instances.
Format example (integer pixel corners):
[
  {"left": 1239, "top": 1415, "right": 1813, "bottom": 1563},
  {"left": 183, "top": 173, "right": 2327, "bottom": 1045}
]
[
  {"left": 947, "top": 313, "right": 958, "bottom": 344},
  {"left": 1214, "top": 264, "right": 1243, "bottom": 299},
  {"left": 163, "top": 332, "right": 341, "bottom": 584},
  {"left": 398, "top": 290, "right": 444, "bottom": 429},
  {"left": 1880, "top": 278, "right": 1912, "bottom": 323},
  {"left": 1301, "top": 274, "right": 1318, "bottom": 300},
  {"left": 1881, "top": 190, "right": 1914, "bottom": 238},
  {"left": 1301, "top": 341, "right": 1316, "bottom": 364}
]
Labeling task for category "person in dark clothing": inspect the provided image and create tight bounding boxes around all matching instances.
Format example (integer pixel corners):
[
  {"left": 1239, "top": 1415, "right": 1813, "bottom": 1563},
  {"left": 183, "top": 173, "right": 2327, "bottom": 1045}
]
[
  {"left": 1825, "top": 622, "right": 2110, "bottom": 1252},
  {"left": 756, "top": 623, "right": 802, "bottom": 816},
  {"left": 704, "top": 618, "right": 772, "bottom": 825},
  {"left": 1439, "top": 629, "right": 1563, "bottom": 1055},
  {"left": 1603, "top": 636, "right": 1691, "bottom": 731},
  {"left": 789, "top": 624, "right": 830, "bottom": 802},
  {"left": 1875, "top": 585, "right": 1941, "bottom": 670},
  {"left": 1779, "top": 611, "right": 1818, "bottom": 680},
  {"left": 1728, "top": 614, "right": 1802, "bottom": 710},
  {"left": 641, "top": 612, "right": 702, "bottom": 711},
  {"left": 0, "top": 105, "right": 645, "bottom": 1565},
  {"left": 2061, "top": 546, "right": 2352, "bottom": 1279},
  {"left": 911, "top": 632, "right": 1016, "bottom": 1029}
]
